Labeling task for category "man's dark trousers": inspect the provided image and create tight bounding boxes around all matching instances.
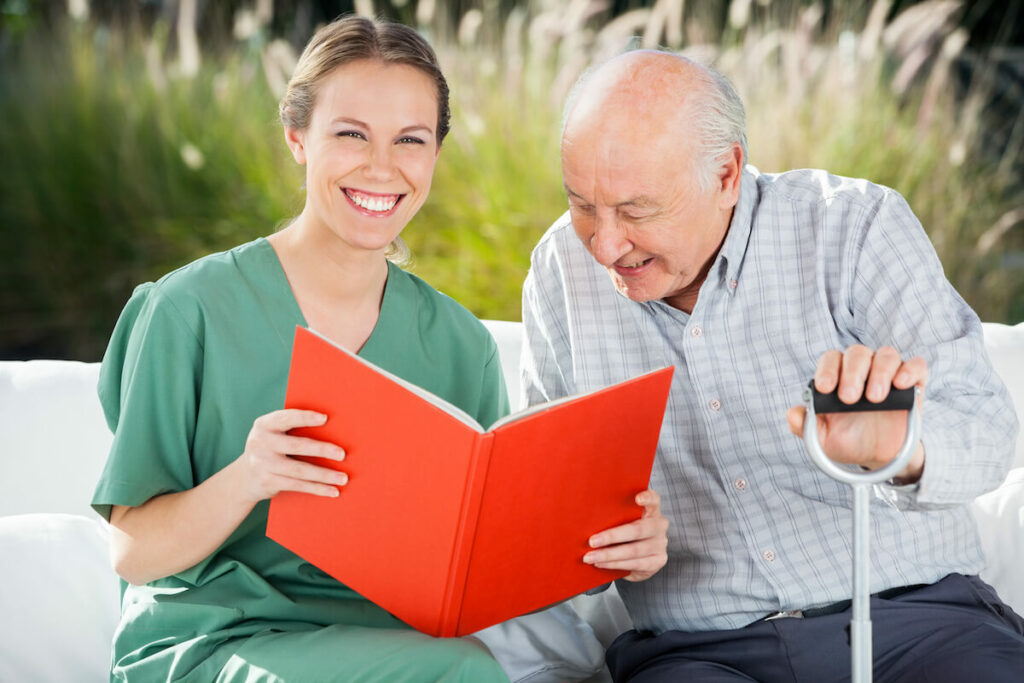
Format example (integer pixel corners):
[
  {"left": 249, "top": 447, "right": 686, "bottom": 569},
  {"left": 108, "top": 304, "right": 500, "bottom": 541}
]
[{"left": 607, "top": 573, "right": 1024, "bottom": 682}]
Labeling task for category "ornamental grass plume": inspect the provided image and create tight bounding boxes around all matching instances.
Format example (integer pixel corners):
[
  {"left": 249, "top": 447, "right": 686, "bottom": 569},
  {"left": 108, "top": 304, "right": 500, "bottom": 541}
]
[{"left": 0, "top": 0, "right": 1019, "bottom": 360}]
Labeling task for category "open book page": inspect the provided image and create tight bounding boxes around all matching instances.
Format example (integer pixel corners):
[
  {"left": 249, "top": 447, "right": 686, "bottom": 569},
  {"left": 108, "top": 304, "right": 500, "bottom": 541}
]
[
  {"left": 487, "top": 366, "right": 674, "bottom": 431},
  {"left": 304, "top": 327, "right": 484, "bottom": 431},
  {"left": 488, "top": 392, "right": 583, "bottom": 430}
]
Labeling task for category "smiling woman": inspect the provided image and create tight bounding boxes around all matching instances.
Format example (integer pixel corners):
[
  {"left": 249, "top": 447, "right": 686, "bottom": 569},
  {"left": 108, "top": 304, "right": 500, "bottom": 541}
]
[
  {"left": 88, "top": 15, "right": 513, "bottom": 683},
  {"left": 279, "top": 59, "right": 440, "bottom": 269}
]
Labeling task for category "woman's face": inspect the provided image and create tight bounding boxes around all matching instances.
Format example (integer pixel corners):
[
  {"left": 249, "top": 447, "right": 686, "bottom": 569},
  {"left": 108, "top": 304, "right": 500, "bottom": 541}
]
[{"left": 286, "top": 59, "right": 440, "bottom": 254}]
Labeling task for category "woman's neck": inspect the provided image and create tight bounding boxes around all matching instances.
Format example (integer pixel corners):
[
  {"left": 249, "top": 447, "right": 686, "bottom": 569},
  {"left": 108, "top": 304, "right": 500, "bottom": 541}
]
[{"left": 268, "top": 216, "right": 390, "bottom": 351}]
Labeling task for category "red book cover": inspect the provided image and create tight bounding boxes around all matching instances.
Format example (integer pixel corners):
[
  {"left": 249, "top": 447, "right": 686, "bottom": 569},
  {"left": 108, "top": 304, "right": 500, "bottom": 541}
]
[{"left": 267, "top": 326, "right": 673, "bottom": 637}]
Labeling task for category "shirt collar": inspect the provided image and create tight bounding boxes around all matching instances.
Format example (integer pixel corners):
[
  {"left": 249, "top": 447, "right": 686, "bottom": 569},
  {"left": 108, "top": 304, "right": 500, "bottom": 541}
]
[{"left": 717, "top": 164, "right": 761, "bottom": 294}]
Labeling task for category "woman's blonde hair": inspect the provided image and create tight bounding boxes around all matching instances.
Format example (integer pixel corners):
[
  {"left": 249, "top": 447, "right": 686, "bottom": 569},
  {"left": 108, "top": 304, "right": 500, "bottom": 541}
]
[{"left": 280, "top": 15, "right": 451, "bottom": 263}]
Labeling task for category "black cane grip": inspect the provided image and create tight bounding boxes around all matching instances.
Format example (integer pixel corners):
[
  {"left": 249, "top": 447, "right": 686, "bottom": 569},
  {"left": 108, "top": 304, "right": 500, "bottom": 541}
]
[{"left": 808, "top": 380, "right": 915, "bottom": 414}]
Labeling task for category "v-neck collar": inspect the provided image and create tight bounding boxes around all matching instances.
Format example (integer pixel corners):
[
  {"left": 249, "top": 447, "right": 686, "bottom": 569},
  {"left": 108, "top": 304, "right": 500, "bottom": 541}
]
[{"left": 252, "top": 237, "right": 404, "bottom": 358}]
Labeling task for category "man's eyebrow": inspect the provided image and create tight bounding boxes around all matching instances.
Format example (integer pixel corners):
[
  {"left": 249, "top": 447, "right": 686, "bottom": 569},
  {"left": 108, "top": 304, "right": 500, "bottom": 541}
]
[
  {"left": 564, "top": 185, "right": 587, "bottom": 201},
  {"left": 619, "top": 197, "right": 656, "bottom": 208},
  {"left": 564, "top": 187, "right": 655, "bottom": 209}
]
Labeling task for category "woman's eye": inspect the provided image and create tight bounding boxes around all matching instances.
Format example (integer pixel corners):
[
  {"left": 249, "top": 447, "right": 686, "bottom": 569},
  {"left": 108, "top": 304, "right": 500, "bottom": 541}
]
[
  {"left": 336, "top": 130, "right": 365, "bottom": 140},
  {"left": 397, "top": 136, "right": 426, "bottom": 145}
]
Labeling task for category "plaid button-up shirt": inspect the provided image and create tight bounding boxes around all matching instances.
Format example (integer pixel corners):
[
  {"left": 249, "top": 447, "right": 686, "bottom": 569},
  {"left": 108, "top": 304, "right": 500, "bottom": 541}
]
[{"left": 521, "top": 166, "right": 1018, "bottom": 633}]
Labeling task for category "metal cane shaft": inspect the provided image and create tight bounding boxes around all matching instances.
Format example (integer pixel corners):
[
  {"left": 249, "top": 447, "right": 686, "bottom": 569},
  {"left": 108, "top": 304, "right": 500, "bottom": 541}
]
[
  {"left": 852, "top": 483, "right": 873, "bottom": 683},
  {"left": 802, "top": 382, "right": 922, "bottom": 683}
]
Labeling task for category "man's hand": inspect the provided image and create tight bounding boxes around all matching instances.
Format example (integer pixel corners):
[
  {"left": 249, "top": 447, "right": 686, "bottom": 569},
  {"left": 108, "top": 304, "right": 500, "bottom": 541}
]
[
  {"left": 583, "top": 489, "right": 669, "bottom": 581},
  {"left": 786, "top": 345, "right": 927, "bottom": 484}
]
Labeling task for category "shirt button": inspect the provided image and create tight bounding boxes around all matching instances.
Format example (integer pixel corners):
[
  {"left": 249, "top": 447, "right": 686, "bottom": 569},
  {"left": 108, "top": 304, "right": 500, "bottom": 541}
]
[
  {"left": 729, "top": 279, "right": 739, "bottom": 289},
  {"left": 734, "top": 478, "right": 748, "bottom": 491},
  {"left": 762, "top": 549, "right": 776, "bottom": 562},
  {"left": 709, "top": 398, "right": 722, "bottom": 411},
  {"left": 690, "top": 325, "right": 703, "bottom": 338}
]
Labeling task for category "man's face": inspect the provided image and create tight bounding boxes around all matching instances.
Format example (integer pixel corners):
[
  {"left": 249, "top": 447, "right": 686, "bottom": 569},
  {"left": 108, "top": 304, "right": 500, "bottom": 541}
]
[{"left": 561, "top": 107, "right": 737, "bottom": 313}]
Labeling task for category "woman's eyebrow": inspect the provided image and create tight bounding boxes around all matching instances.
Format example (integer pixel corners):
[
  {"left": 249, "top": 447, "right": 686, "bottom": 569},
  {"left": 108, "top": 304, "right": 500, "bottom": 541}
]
[
  {"left": 329, "top": 118, "right": 433, "bottom": 137},
  {"left": 330, "top": 117, "right": 368, "bottom": 128},
  {"left": 398, "top": 124, "right": 434, "bottom": 136}
]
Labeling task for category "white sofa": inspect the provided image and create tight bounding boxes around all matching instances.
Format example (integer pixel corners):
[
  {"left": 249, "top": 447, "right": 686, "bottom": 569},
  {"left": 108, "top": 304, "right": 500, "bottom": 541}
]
[{"left": 1, "top": 320, "right": 1022, "bottom": 682}]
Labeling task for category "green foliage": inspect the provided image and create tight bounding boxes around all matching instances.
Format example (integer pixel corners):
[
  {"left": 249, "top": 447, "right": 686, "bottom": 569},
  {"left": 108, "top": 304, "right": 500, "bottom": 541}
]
[
  {"left": 0, "top": 23, "right": 303, "bottom": 358},
  {"left": 1, "top": 1, "right": 1021, "bottom": 360},
  {"left": 405, "top": 48, "right": 565, "bottom": 321}
]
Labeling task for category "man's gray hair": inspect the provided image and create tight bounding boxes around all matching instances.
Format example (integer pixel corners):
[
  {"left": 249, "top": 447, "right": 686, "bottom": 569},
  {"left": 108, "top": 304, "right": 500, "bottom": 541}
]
[
  {"left": 563, "top": 51, "right": 748, "bottom": 193},
  {"left": 687, "top": 59, "right": 748, "bottom": 191}
]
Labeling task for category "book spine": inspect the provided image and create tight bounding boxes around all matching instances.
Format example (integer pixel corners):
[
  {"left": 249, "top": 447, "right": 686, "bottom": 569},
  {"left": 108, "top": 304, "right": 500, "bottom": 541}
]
[{"left": 437, "top": 431, "right": 495, "bottom": 637}]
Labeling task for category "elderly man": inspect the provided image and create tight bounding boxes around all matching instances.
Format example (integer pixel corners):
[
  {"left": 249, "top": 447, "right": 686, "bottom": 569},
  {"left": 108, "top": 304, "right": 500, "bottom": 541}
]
[{"left": 522, "top": 50, "right": 1024, "bottom": 681}]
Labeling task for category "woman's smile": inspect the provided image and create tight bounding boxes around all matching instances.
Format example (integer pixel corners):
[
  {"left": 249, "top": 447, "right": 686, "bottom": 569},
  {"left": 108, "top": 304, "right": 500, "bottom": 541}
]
[{"left": 342, "top": 187, "right": 404, "bottom": 216}]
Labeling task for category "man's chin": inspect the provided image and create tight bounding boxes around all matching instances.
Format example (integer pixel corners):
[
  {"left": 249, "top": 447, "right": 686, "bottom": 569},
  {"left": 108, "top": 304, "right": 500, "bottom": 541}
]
[{"left": 610, "top": 275, "right": 657, "bottom": 304}]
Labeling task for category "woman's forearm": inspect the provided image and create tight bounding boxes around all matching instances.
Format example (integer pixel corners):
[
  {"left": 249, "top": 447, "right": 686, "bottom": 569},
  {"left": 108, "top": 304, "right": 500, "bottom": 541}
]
[{"left": 108, "top": 458, "right": 257, "bottom": 585}]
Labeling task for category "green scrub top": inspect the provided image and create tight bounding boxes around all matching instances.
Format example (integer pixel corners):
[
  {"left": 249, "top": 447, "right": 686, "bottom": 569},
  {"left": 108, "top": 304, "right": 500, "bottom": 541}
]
[{"left": 92, "top": 238, "right": 511, "bottom": 682}]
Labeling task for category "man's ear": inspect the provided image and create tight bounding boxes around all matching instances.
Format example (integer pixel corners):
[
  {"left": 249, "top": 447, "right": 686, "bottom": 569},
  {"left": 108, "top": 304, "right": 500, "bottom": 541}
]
[
  {"left": 285, "top": 127, "right": 307, "bottom": 165},
  {"left": 716, "top": 143, "right": 743, "bottom": 210}
]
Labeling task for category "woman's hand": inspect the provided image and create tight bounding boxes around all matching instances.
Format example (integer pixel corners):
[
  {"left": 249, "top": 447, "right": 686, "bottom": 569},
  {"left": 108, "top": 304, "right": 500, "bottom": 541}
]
[
  {"left": 107, "top": 411, "right": 346, "bottom": 585},
  {"left": 236, "top": 409, "right": 349, "bottom": 504},
  {"left": 583, "top": 489, "right": 669, "bottom": 582}
]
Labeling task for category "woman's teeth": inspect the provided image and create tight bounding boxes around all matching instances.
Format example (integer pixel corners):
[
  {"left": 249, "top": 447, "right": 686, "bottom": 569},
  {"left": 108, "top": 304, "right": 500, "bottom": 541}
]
[{"left": 345, "top": 190, "right": 400, "bottom": 213}]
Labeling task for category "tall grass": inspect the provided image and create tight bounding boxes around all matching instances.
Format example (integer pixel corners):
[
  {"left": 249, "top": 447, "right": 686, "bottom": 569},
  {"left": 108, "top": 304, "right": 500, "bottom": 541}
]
[
  {"left": 0, "top": 0, "right": 1020, "bottom": 360},
  {"left": 0, "top": 21, "right": 302, "bottom": 358}
]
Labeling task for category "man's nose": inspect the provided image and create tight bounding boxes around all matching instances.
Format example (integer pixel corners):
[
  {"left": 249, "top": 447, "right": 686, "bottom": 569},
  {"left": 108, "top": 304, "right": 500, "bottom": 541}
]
[{"left": 591, "top": 214, "right": 631, "bottom": 266}]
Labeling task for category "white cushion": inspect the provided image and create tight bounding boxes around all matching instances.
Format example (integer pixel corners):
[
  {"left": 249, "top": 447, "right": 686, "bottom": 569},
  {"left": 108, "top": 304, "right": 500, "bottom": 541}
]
[
  {"left": 0, "top": 514, "right": 120, "bottom": 683},
  {"left": 980, "top": 322, "right": 1024, "bottom": 469},
  {"left": 973, "top": 467, "right": 1024, "bottom": 616},
  {"left": 0, "top": 361, "right": 112, "bottom": 517},
  {"left": 483, "top": 319, "right": 525, "bottom": 411}
]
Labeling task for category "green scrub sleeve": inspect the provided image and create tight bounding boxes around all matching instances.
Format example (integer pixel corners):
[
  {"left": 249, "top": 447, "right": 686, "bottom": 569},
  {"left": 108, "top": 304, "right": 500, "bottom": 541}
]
[{"left": 91, "top": 283, "right": 202, "bottom": 521}]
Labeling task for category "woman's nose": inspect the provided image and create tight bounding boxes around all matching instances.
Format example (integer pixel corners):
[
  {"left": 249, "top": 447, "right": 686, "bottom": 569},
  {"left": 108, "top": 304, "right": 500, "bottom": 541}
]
[{"left": 363, "top": 143, "right": 396, "bottom": 182}]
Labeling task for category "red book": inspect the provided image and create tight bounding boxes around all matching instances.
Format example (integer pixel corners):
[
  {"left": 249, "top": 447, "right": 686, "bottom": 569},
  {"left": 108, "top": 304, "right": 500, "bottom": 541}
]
[{"left": 266, "top": 326, "right": 673, "bottom": 637}]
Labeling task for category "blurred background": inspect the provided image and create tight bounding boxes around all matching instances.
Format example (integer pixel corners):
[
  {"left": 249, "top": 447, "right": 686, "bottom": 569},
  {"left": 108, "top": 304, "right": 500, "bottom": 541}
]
[{"left": 1, "top": 0, "right": 1022, "bottom": 360}]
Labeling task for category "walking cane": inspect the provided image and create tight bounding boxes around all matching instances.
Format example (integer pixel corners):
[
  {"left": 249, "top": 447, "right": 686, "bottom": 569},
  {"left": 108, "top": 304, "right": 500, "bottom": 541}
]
[{"left": 802, "top": 381, "right": 921, "bottom": 683}]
